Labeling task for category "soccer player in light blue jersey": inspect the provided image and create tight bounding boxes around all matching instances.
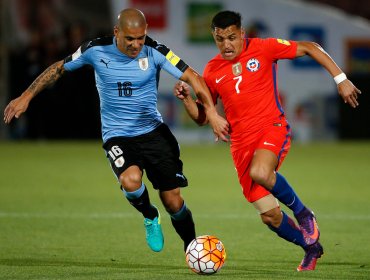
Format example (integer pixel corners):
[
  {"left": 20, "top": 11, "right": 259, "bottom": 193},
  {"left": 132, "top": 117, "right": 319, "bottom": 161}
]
[{"left": 4, "top": 8, "right": 230, "bottom": 253}]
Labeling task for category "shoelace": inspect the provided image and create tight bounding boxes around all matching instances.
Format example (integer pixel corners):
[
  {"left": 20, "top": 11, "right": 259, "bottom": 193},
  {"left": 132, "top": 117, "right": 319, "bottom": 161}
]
[{"left": 145, "top": 220, "right": 159, "bottom": 236}]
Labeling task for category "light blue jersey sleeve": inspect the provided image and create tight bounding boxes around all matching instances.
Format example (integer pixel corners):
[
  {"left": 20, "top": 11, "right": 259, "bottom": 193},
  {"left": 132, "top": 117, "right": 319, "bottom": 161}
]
[{"left": 63, "top": 41, "right": 93, "bottom": 71}]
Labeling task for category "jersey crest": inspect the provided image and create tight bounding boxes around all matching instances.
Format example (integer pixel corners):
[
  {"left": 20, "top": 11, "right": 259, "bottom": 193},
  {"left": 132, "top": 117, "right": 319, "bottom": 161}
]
[
  {"left": 138, "top": 57, "right": 149, "bottom": 70},
  {"left": 246, "top": 58, "right": 260, "bottom": 72},
  {"left": 232, "top": 62, "right": 242, "bottom": 76}
]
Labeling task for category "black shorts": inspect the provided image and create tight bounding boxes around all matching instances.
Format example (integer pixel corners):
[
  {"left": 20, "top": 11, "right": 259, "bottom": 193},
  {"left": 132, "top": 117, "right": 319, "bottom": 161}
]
[{"left": 102, "top": 123, "right": 188, "bottom": 191}]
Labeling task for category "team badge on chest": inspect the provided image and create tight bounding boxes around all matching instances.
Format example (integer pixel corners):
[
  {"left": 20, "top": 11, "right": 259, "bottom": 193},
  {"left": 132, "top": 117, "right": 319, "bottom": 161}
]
[
  {"left": 232, "top": 62, "right": 242, "bottom": 76},
  {"left": 246, "top": 58, "right": 260, "bottom": 72},
  {"left": 138, "top": 57, "right": 149, "bottom": 71}
]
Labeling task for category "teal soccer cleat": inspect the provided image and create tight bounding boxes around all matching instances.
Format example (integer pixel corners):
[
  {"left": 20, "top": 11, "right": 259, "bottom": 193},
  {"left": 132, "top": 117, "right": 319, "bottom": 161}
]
[{"left": 144, "top": 214, "right": 164, "bottom": 252}]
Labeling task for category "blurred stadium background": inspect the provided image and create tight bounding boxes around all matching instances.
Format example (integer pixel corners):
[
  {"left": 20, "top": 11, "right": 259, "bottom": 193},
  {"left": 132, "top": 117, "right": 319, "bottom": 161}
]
[
  {"left": 0, "top": 0, "right": 369, "bottom": 143},
  {"left": 1, "top": 2, "right": 370, "bottom": 279}
]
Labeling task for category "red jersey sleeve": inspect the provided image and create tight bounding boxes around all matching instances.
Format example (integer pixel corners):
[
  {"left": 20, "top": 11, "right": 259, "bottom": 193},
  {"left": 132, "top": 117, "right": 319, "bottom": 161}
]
[{"left": 263, "top": 38, "right": 297, "bottom": 61}]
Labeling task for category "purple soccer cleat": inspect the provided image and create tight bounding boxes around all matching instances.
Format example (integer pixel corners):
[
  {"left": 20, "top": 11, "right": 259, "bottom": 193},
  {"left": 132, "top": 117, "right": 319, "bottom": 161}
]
[
  {"left": 295, "top": 208, "right": 320, "bottom": 245},
  {"left": 297, "top": 242, "right": 324, "bottom": 271}
]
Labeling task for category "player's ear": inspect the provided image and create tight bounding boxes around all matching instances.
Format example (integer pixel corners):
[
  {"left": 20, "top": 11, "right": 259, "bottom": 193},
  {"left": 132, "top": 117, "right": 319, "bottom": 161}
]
[
  {"left": 211, "top": 29, "right": 217, "bottom": 41},
  {"left": 113, "top": 25, "right": 119, "bottom": 36},
  {"left": 240, "top": 27, "right": 246, "bottom": 38}
]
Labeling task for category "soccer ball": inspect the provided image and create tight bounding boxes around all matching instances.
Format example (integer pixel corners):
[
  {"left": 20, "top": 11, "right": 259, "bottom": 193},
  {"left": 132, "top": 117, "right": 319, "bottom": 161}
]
[{"left": 185, "top": 235, "right": 226, "bottom": 275}]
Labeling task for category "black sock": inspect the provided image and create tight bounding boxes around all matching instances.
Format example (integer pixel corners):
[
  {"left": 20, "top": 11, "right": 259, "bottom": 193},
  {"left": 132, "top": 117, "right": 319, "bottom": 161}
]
[
  {"left": 171, "top": 208, "right": 196, "bottom": 251},
  {"left": 125, "top": 187, "right": 158, "bottom": 220}
]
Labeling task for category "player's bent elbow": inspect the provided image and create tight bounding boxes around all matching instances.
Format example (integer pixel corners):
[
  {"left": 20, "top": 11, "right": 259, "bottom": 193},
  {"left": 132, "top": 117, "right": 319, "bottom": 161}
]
[
  {"left": 189, "top": 117, "right": 207, "bottom": 127},
  {"left": 195, "top": 104, "right": 208, "bottom": 126},
  {"left": 195, "top": 114, "right": 208, "bottom": 126}
]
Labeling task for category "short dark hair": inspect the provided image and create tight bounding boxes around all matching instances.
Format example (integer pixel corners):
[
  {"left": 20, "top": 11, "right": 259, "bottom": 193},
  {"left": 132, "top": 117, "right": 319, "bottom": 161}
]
[{"left": 211, "top": 11, "right": 242, "bottom": 30}]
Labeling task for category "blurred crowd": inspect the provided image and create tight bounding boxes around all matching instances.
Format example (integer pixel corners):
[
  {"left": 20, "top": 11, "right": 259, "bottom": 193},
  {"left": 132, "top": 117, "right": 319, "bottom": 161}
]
[
  {"left": 6, "top": 0, "right": 111, "bottom": 139},
  {"left": 9, "top": 23, "right": 99, "bottom": 139},
  {"left": 3, "top": 0, "right": 369, "bottom": 140}
]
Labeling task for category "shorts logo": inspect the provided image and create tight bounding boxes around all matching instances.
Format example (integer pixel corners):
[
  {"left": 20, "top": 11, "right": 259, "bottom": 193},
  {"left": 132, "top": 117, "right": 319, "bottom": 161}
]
[
  {"left": 263, "top": 141, "right": 275, "bottom": 146},
  {"left": 114, "top": 156, "right": 125, "bottom": 168},
  {"left": 246, "top": 58, "right": 260, "bottom": 72},
  {"left": 138, "top": 57, "right": 148, "bottom": 71},
  {"left": 176, "top": 173, "right": 186, "bottom": 180}
]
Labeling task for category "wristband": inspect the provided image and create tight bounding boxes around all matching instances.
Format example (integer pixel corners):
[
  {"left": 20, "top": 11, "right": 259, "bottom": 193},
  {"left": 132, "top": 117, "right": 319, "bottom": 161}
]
[{"left": 334, "top": 73, "right": 347, "bottom": 85}]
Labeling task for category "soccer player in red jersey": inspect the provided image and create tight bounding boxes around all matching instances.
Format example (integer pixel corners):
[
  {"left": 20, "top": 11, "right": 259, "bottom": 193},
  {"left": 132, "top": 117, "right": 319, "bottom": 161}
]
[{"left": 174, "top": 11, "right": 361, "bottom": 271}]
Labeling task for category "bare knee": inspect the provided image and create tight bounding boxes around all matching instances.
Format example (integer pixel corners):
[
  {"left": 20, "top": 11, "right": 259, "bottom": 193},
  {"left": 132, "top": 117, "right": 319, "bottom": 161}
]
[
  {"left": 250, "top": 149, "right": 278, "bottom": 189},
  {"left": 260, "top": 207, "right": 283, "bottom": 228},
  {"left": 249, "top": 165, "right": 275, "bottom": 189},
  {"left": 119, "top": 166, "right": 143, "bottom": 192}
]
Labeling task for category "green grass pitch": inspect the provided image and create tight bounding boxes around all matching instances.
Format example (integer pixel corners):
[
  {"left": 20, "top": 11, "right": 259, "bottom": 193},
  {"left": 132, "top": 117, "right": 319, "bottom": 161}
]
[{"left": 0, "top": 140, "right": 370, "bottom": 279}]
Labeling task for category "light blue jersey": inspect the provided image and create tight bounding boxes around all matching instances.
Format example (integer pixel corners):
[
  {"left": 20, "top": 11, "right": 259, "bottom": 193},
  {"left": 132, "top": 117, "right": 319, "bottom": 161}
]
[{"left": 64, "top": 36, "right": 188, "bottom": 143}]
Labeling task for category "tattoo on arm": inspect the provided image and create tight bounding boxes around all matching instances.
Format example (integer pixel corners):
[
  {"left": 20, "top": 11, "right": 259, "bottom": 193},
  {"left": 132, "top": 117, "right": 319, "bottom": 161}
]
[{"left": 28, "top": 60, "right": 65, "bottom": 96}]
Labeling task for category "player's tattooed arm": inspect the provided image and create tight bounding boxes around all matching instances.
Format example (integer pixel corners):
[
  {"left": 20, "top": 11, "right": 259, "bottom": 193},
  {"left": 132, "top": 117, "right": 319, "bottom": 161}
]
[
  {"left": 27, "top": 60, "right": 65, "bottom": 97},
  {"left": 3, "top": 60, "right": 65, "bottom": 124}
]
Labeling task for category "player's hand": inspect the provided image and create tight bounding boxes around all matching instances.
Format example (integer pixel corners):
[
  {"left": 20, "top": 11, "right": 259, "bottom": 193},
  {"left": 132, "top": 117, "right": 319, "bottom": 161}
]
[
  {"left": 3, "top": 94, "right": 31, "bottom": 124},
  {"left": 174, "top": 81, "right": 191, "bottom": 101},
  {"left": 338, "top": 79, "right": 362, "bottom": 108},
  {"left": 207, "top": 113, "right": 230, "bottom": 142}
]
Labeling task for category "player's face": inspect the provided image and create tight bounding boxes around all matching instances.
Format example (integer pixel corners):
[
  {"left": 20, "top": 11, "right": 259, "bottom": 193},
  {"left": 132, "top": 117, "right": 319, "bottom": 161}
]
[
  {"left": 212, "top": 25, "right": 245, "bottom": 61},
  {"left": 114, "top": 25, "right": 147, "bottom": 58}
]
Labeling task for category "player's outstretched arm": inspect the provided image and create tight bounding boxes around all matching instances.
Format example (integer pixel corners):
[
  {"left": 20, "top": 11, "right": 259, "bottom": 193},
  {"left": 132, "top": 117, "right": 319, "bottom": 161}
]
[
  {"left": 179, "top": 67, "right": 230, "bottom": 142},
  {"left": 4, "top": 60, "right": 65, "bottom": 124},
  {"left": 296, "top": 41, "right": 362, "bottom": 108}
]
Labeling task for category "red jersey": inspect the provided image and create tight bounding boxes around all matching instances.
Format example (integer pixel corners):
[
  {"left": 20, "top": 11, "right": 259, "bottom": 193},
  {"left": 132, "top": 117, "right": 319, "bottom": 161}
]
[{"left": 203, "top": 38, "right": 297, "bottom": 150}]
